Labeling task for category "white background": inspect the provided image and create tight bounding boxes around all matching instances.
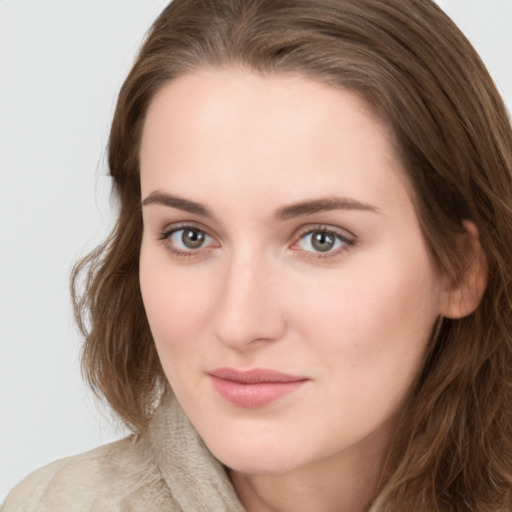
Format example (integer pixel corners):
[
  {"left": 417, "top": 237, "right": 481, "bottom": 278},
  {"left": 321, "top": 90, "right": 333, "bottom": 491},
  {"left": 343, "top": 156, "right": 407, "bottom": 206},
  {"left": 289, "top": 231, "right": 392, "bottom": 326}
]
[{"left": 1, "top": 0, "right": 511, "bottom": 501}]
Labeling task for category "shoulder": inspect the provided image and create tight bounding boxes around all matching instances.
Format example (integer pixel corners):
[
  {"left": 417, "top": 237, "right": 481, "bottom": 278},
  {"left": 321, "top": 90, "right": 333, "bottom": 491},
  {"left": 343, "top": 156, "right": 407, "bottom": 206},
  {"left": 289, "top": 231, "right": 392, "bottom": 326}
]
[{"left": 1, "top": 437, "right": 177, "bottom": 512}]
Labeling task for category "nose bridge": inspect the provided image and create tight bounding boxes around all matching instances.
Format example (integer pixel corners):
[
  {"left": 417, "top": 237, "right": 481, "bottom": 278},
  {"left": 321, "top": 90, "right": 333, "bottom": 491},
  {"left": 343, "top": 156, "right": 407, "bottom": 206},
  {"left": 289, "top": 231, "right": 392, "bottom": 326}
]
[{"left": 213, "top": 244, "right": 285, "bottom": 349}]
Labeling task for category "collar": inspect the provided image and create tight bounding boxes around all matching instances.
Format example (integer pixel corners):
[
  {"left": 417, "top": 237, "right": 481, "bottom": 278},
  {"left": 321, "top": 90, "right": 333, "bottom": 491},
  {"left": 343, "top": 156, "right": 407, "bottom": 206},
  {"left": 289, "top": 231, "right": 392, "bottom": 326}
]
[{"left": 148, "top": 389, "right": 246, "bottom": 511}]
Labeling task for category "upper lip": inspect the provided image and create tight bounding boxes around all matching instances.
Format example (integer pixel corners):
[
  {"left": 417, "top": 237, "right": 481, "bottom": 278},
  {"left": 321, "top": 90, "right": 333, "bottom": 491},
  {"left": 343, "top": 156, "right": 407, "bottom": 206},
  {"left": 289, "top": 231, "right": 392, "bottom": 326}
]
[{"left": 208, "top": 367, "right": 308, "bottom": 384}]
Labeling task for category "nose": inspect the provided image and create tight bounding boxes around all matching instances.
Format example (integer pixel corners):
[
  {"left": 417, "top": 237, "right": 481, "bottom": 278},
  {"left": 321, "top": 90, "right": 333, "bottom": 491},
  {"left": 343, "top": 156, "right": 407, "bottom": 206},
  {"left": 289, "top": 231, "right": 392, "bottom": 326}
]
[{"left": 212, "top": 251, "right": 287, "bottom": 351}]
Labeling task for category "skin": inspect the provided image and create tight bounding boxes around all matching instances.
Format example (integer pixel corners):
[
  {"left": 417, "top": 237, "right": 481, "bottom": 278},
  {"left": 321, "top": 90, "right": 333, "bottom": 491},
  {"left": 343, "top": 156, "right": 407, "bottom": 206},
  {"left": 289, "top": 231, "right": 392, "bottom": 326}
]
[{"left": 139, "top": 69, "right": 459, "bottom": 512}]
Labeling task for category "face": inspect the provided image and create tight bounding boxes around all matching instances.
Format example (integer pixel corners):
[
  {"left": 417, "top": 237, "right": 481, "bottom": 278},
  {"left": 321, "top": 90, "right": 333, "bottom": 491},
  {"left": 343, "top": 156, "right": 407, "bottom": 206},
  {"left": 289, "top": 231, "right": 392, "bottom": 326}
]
[{"left": 139, "top": 69, "right": 448, "bottom": 476}]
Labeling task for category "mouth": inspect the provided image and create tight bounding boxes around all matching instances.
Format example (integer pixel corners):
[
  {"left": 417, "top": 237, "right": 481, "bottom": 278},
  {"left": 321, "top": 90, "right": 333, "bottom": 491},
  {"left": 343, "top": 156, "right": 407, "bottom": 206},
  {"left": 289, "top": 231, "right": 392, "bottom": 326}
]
[{"left": 208, "top": 367, "right": 309, "bottom": 408}]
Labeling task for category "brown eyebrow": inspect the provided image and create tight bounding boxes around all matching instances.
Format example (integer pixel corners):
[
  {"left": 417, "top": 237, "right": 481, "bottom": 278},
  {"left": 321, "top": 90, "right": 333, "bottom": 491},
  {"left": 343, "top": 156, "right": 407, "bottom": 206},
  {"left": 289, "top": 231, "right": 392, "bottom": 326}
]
[
  {"left": 141, "top": 192, "right": 379, "bottom": 221},
  {"left": 275, "top": 197, "right": 380, "bottom": 221},
  {"left": 141, "top": 191, "right": 213, "bottom": 218}
]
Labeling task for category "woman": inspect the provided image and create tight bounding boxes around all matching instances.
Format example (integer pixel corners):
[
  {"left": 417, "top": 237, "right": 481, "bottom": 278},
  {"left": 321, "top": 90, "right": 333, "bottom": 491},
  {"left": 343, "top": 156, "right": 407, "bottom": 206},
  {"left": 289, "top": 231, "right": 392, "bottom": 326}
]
[{"left": 3, "top": 0, "right": 512, "bottom": 510}]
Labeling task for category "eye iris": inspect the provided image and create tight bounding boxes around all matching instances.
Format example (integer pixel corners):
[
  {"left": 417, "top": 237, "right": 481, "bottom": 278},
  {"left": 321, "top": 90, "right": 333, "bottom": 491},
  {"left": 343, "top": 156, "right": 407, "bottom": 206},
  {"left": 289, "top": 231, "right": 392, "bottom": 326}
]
[
  {"left": 182, "top": 229, "right": 205, "bottom": 249},
  {"left": 311, "top": 231, "right": 335, "bottom": 252}
]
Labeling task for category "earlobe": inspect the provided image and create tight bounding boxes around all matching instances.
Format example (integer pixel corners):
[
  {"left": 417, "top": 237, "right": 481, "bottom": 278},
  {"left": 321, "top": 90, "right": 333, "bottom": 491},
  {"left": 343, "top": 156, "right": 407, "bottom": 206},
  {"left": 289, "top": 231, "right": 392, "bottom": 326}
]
[{"left": 440, "top": 221, "right": 488, "bottom": 320}]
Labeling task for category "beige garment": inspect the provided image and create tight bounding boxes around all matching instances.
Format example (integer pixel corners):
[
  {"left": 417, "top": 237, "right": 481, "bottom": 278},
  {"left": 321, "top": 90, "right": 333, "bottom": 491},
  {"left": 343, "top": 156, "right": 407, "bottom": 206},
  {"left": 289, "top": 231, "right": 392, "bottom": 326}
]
[{"left": 1, "top": 392, "right": 245, "bottom": 512}]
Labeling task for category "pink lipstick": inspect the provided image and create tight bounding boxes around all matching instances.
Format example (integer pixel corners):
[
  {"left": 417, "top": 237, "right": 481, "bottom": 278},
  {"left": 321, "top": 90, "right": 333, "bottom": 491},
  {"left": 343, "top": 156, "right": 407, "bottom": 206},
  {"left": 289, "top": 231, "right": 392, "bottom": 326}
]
[{"left": 208, "top": 368, "right": 308, "bottom": 408}]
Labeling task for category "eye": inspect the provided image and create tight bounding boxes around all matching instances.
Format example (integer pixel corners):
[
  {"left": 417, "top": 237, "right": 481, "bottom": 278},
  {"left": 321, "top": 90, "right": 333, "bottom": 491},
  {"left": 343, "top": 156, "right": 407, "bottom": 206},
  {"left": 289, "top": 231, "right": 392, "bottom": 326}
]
[
  {"left": 160, "top": 226, "right": 216, "bottom": 254},
  {"left": 294, "top": 227, "right": 354, "bottom": 256}
]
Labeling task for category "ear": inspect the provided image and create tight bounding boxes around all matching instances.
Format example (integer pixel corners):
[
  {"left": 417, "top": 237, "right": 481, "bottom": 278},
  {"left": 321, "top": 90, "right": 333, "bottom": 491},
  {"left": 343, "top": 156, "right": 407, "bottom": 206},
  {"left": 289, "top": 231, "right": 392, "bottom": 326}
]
[{"left": 440, "top": 221, "right": 488, "bottom": 320}]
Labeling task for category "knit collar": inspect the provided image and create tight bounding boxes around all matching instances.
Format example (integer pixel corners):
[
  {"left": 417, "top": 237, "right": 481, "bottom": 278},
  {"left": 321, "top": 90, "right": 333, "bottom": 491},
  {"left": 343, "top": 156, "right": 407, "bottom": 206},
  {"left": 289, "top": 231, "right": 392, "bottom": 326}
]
[{"left": 148, "top": 390, "right": 246, "bottom": 511}]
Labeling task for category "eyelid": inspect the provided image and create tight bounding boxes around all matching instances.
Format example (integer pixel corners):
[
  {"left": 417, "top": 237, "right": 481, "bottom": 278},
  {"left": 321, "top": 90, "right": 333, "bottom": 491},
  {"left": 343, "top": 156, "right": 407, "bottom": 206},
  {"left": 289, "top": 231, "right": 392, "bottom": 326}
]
[
  {"left": 158, "top": 220, "right": 216, "bottom": 239},
  {"left": 293, "top": 223, "right": 355, "bottom": 242},
  {"left": 290, "top": 224, "right": 356, "bottom": 259},
  {"left": 157, "top": 221, "right": 220, "bottom": 258},
  {"left": 155, "top": 221, "right": 355, "bottom": 261}
]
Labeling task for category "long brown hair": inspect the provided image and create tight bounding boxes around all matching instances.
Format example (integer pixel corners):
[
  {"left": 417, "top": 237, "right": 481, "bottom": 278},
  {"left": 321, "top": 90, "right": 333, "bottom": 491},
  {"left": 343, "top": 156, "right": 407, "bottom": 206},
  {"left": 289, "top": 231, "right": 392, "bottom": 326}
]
[{"left": 72, "top": 0, "right": 512, "bottom": 509}]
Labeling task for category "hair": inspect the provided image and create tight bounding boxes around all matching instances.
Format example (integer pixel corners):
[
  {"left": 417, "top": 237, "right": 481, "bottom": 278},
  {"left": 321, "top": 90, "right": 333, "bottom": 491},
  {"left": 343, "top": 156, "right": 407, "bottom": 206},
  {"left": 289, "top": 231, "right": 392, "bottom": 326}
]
[{"left": 72, "top": 0, "right": 512, "bottom": 509}]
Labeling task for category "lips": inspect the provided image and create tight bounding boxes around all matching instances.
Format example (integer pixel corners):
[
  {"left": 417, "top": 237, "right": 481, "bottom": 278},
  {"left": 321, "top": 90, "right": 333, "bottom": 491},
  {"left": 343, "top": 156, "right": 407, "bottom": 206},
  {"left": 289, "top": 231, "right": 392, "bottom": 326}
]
[{"left": 208, "top": 367, "right": 309, "bottom": 408}]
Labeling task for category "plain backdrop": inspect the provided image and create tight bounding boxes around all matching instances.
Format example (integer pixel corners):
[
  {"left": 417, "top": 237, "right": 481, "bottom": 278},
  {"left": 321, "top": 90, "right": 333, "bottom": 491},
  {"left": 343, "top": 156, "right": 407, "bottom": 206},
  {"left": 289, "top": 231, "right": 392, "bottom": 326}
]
[{"left": 1, "top": 0, "right": 511, "bottom": 501}]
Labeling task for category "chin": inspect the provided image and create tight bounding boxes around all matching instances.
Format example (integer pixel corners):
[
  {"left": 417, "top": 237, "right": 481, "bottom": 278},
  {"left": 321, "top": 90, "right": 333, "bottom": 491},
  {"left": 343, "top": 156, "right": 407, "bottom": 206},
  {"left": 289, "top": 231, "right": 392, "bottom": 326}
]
[
  {"left": 201, "top": 426, "right": 306, "bottom": 475},
  {"left": 216, "top": 447, "right": 303, "bottom": 475}
]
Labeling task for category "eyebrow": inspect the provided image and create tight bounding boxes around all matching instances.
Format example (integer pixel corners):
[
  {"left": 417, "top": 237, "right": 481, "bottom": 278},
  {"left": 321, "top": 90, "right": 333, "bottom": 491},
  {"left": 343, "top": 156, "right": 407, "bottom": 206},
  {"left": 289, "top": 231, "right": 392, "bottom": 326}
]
[
  {"left": 142, "top": 191, "right": 213, "bottom": 218},
  {"left": 275, "top": 197, "right": 380, "bottom": 221},
  {"left": 141, "top": 191, "right": 379, "bottom": 220}
]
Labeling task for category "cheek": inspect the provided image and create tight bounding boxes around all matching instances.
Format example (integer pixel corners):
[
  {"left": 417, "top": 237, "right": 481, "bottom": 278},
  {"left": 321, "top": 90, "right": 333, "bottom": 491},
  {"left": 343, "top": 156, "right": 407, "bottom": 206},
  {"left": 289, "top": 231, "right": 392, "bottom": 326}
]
[
  {"left": 139, "top": 266, "right": 215, "bottom": 402},
  {"left": 295, "top": 259, "right": 440, "bottom": 433},
  {"left": 295, "top": 266, "right": 437, "bottom": 341},
  {"left": 290, "top": 248, "right": 441, "bottom": 386},
  {"left": 139, "top": 249, "right": 214, "bottom": 358}
]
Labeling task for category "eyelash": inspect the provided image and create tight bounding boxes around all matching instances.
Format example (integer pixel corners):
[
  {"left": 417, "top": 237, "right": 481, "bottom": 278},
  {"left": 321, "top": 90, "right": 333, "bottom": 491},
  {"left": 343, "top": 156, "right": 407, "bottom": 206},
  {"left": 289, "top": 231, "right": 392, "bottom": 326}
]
[
  {"left": 157, "top": 223, "right": 356, "bottom": 261},
  {"left": 291, "top": 225, "right": 356, "bottom": 261},
  {"left": 157, "top": 223, "right": 217, "bottom": 259}
]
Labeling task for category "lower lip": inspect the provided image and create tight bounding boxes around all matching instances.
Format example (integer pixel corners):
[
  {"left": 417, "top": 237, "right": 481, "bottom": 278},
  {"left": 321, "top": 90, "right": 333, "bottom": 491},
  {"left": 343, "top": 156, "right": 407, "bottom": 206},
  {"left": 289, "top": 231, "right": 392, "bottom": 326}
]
[{"left": 209, "top": 376, "right": 307, "bottom": 408}]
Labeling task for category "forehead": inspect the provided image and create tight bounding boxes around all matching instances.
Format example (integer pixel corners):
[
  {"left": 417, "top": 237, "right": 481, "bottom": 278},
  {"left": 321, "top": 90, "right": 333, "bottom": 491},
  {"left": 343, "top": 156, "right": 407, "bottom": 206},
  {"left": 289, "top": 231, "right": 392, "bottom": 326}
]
[
  {"left": 142, "top": 69, "right": 392, "bottom": 153},
  {"left": 139, "top": 69, "right": 409, "bottom": 211}
]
